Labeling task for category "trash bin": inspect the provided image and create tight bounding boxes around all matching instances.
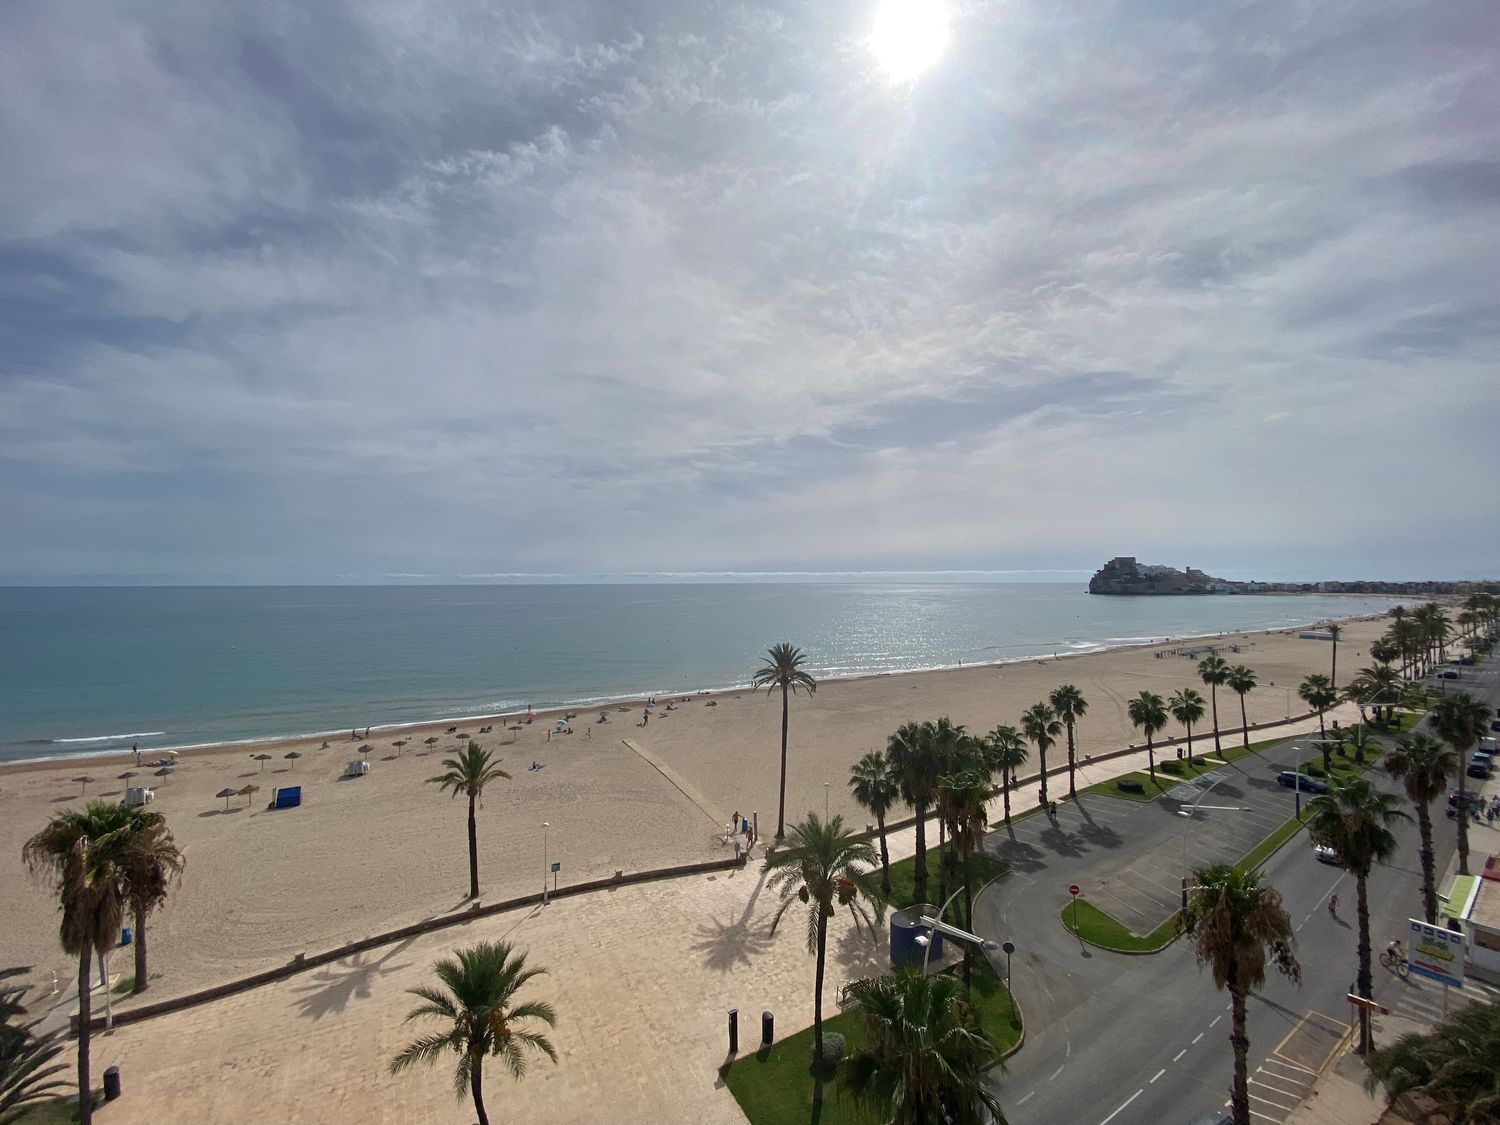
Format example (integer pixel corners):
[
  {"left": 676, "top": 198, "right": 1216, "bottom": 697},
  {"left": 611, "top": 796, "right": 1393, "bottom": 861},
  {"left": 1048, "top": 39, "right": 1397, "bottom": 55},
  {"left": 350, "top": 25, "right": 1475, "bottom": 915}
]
[
  {"left": 889, "top": 905, "right": 942, "bottom": 967},
  {"left": 761, "top": 1010, "right": 774, "bottom": 1046},
  {"left": 120, "top": 926, "right": 133, "bottom": 946},
  {"left": 103, "top": 1066, "right": 121, "bottom": 1101}
]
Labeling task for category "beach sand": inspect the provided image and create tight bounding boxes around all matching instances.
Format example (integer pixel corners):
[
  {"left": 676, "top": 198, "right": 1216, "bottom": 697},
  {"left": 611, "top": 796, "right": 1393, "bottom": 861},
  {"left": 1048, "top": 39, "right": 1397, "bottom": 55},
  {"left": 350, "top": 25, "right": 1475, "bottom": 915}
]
[{"left": 1, "top": 612, "right": 1390, "bottom": 1004}]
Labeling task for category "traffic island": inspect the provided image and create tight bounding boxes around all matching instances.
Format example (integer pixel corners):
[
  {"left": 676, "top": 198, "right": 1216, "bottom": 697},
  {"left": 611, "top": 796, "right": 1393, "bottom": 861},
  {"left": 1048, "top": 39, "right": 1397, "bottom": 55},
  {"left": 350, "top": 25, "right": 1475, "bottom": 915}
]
[{"left": 1059, "top": 897, "right": 1179, "bottom": 954}]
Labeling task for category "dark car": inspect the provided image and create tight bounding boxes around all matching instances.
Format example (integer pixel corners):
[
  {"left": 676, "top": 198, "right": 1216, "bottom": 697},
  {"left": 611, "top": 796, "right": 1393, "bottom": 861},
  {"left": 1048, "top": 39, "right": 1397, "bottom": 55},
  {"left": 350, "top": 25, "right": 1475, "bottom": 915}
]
[
  {"left": 1437, "top": 669, "right": 1460, "bottom": 680},
  {"left": 1468, "top": 752, "right": 1494, "bottom": 780},
  {"left": 1490, "top": 719, "right": 1500, "bottom": 733},
  {"left": 1448, "top": 791, "right": 1484, "bottom": 818},
  {"left": 1278, "top": 770, "right": 1329, "bottom": 794}
]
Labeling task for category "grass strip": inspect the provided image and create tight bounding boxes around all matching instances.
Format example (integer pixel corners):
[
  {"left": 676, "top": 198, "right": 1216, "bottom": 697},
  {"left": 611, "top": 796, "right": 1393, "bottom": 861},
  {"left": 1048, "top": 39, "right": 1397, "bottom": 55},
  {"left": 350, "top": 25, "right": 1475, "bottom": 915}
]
[{"left": 1058, "top": 897, "right": 1178, "bottom": 953}]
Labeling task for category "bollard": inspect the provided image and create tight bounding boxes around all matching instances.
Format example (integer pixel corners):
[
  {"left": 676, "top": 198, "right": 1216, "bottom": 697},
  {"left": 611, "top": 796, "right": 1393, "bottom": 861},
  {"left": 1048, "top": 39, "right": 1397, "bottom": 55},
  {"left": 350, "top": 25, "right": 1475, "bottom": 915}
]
[
  {"left": 761, "top": 1010, "right": 774, "bottom": 1047},
  {"left": 728, "top": 1008, "right": 739, "bottom": 1054},
  {"left": 103, "top": 1066, "right": 122, "bottom": 1101}
]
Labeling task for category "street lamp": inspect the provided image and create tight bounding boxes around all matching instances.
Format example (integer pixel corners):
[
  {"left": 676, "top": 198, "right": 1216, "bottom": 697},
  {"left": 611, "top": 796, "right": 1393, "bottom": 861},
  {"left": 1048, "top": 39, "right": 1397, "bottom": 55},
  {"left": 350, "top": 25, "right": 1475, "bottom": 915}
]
[
  {"left": 1177, "top": 773, "right": 1250, "bottom": 910},
  {"left": 824, "top": 782, "right": 830, "bottom": 819},
  {"left": 542, "top": 822, "right": 550, "bottom": 905},
  {"left": 914, "top": 886, "right": 1001, "bottom": 973}
]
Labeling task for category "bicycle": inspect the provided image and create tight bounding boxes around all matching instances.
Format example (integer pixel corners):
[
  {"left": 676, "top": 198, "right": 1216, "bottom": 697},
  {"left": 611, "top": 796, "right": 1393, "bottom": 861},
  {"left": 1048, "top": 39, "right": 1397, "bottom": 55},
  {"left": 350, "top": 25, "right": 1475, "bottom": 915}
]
[{"left": 1379, "top": 950, "right": 1410, "bottom": 979}]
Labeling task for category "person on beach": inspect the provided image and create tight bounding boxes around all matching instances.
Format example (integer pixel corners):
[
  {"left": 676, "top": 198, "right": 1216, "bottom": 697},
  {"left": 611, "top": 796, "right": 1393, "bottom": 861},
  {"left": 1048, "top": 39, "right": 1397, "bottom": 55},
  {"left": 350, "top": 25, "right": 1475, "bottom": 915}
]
[
  {"left": 731, "top": 809, "right": 741, "bottom": 834},
  {"left": 132, "top": 742, "right": 140, "bottom": 767}
]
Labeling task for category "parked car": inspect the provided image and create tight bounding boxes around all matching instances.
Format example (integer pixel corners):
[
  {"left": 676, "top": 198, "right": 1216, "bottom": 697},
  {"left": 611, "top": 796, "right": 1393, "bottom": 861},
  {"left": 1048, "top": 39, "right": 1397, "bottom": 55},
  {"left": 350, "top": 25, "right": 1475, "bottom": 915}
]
[
  {"left": 1468, "top": 751, "right": 1494, "bottom": 779},
  {"left": 1313, "top": 843, "right": 1340, "bottom": 865},
  {"left": 1448, "top": 791, "right": 1485, "bottom": 818},
  {"left": 1489, "top": 718, "right": 1500, "bottom": 733},
  {"left": 1456, "top": 656, "right": 1476, "bottom": 665},
  {"left": 1437, "top": 669, "right": 1460, "bottom": 680},
  {"left": 1278, "top": 770, "right": 1330, "bottom": 794}
]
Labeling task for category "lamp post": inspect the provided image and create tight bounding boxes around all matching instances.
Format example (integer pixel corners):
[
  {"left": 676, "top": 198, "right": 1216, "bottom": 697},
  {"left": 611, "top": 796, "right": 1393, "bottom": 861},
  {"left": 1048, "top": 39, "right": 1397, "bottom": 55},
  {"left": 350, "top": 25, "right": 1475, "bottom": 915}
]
[
  {"left": 914, "top": 886, "right": 1001, "bottom": 973},
  {"left": 1177, "top": 773, "right": 1250, "bottom": 910},
  {"left": 542, "top": 822, "right": 550, "bottom": 905},
  {"left": 824, "top": 782, "right": 830, "bottom": 820}
]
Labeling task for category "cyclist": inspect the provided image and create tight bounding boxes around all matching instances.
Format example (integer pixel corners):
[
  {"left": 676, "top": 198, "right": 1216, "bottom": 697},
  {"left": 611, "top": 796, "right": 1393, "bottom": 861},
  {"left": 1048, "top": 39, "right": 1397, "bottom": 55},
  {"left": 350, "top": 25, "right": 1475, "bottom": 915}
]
[{"left": 1386, "top": 939, "right": 1407, "bottom": 964}]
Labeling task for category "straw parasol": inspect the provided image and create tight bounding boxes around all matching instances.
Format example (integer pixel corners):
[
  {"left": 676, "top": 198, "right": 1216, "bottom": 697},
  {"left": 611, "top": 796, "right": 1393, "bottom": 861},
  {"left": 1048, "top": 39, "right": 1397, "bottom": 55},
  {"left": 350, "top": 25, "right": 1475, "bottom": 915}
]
[
  {"left": 73, "top": 776, "right": 95, "bottom": 795},
  {"left": 251, "top": 753, "right": 273, "bottom": 772},
  {"left": 393, "top": 739, "right": 409, "bottom": 758},
  {"left": 284, "top": 751, "right": 301, "bottom": 769},
  {"left": 117, "top": 771, "right": 138, "bottom": 782},
  {"left": 215, "top": 787, "right": 237, "bottom": 811},
  {"left": 154, "top": 767, "right": 173, "bottom": 783},
  {"left": 238, "top": 783, "right": 260, "bottom": 807},
  {"left": 424, "top": 736, "right": 439, "bottom": 745}
]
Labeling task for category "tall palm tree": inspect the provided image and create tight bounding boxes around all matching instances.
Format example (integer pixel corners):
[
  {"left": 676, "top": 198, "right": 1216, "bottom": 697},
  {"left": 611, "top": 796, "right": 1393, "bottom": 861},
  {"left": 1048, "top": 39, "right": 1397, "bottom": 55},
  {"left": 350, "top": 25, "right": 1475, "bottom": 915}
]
[
  {"left": 1226, "top": 665, "right": 1258, "bottom": 751},
  {"left": 1297, "top": 674, "right": 1339, "bottom": 768},
  {"left": 117, "top": 808, "right": 184, "bottom": 995},
  {"left": 1182, "top": 862, "right": 1300, "bottom": 1125},
  {"left": 752, "top": 643, "right": 818, "bottom": 841},
  {"left": 1366, "top": 1000, "right": 1500, "bottom": 1124},
  {"left": 1430, "top": 692, "right": 1493, "bottom": 877},
  {"left": 1368, "top": 637, "right": 1399, "bottom": 670},
  {"left": 1049, "top": 684, "right": 1088, "bottom": 800},
  {"left": 22, "top": 802, "right": 136, "bottom": 1125},
  {"left": 1020, "top": 702, "right": 1062, "bottom": 808},
  {"left": 1350, "top": 664, "right": 1403, "bottom": 726},
  {"left": 1, "top": 967, "right": 69, "bottom": 1121},
  {"left": 841, "top": 966, "right": 1003, "bottom": 1125},
  {"left": 1326, "top": 622, "right": 1343, "bottom": 687},
  {"left": 983, "top": 725, "right": 1028, "bottom": 826},
  {"left": 939, "top": 762, "right": 992, "bottom": 996},
  {"left": 926, "top": 717, "right": 968, "bottom": 905},
  {"left": 765, "top": 814, "right": 883, "bottom": 1108},
  {"left": 1306, "top": 780, "right": 1409, "bottom": 1054},
  {"left": 1168, "top": 688, "right": 1206, "bottom": 762},
  {"left": 1127, "top": 691, "right": 1168, "bottom": 785},
  {"left": 1383, "top": 734, "right": 1458, "bottom": 924},
  {"left": 389, "top": 941, "right": 557, "bottom": 1125},
  {"left": 428, "top": 742, "right": 512, "bottom": 900},
  {"left": 848, "top": 751, "right": 898, "bottom": 895},
  {"left": 1198, "top": 655, "right": 1231, "bottom": 756},
  {"left": 885, "top": 721, "right": 937, "bottom": 903}
]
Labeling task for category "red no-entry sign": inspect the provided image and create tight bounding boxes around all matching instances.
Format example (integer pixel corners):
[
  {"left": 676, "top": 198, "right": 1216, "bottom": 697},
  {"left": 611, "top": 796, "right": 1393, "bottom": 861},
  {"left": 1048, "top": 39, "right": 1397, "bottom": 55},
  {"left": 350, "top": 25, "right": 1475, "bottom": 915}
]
[{"left": 1069, "top": 884, "right": 1080, "bottom": 896}]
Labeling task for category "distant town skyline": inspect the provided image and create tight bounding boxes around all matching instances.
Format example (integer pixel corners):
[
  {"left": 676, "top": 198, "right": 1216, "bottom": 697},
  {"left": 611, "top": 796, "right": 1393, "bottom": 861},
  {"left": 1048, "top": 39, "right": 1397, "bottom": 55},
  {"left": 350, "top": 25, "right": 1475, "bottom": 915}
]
[{"left": 3, "top": 0, "right": 1497, "bottom": 582}]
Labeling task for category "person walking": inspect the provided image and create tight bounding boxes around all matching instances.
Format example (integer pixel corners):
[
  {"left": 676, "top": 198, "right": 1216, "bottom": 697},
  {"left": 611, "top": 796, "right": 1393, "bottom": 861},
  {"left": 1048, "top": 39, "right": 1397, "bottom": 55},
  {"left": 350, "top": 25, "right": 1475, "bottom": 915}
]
[{"left": 1329, "top": 893, "right": 1339, "bottom": 917}]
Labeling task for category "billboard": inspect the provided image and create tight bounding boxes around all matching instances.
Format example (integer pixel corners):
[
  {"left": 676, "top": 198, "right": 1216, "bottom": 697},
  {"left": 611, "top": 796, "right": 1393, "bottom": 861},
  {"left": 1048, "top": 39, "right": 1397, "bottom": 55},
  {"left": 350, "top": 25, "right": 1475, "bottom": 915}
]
[{"left": 1407, "top": 918, "right": 1466, "bottom": 988}]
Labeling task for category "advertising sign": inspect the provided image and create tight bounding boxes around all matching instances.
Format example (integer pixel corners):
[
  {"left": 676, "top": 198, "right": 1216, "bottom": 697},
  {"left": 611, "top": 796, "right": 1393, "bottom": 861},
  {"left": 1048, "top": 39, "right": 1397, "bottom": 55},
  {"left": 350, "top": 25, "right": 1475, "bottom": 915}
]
[{"left": 1407, "top": 918, "right": 1466, "bottom": 988}]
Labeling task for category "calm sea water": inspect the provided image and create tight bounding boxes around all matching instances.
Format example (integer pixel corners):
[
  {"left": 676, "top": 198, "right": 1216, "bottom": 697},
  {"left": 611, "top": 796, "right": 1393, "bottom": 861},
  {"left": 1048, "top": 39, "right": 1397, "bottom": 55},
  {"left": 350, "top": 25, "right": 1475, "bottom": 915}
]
[{"left": 0, "top": 584, "right": 1400, "bottom": 763}]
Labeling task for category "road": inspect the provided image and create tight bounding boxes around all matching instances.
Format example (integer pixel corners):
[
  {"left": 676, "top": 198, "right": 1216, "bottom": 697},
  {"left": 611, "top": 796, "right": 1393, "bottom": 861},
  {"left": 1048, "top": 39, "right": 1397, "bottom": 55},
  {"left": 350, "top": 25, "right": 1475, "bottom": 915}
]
[{"left": 980, "top": 652, "right": 1500, "bottom": 1124}]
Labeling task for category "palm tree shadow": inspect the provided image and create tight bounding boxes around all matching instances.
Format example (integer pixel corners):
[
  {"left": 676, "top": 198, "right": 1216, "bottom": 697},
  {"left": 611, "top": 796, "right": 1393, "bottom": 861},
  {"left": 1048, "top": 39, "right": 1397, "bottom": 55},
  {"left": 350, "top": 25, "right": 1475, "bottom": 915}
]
[
  {"left": 291, "top": 936, "right": 418, "bottom": 1021},
  {"left": 692, "top": 866, "right": 774, "bottom": 973},
  {"left": 831, "top": 921, "right": 886, "bottom": 974}
]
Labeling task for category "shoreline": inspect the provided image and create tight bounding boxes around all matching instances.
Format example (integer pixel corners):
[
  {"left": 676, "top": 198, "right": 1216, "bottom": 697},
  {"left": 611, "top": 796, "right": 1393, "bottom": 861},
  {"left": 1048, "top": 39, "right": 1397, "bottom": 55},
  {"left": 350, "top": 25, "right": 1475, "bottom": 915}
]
[{"left": 0, "top": 609, "right": 1391, "bottom": 775}]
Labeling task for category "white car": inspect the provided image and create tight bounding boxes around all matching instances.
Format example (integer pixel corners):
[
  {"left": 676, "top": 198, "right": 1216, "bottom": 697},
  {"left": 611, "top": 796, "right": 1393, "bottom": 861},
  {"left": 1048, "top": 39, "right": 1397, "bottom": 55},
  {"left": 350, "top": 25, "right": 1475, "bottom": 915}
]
[{"left": 1313, "top": 843, "right": 1340, "bottom": 865}]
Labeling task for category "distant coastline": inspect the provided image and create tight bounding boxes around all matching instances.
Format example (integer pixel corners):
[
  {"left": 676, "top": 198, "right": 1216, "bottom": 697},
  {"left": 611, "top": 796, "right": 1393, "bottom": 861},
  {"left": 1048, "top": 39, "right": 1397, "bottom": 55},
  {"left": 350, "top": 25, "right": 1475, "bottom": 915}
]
[{"left": 1087, "top": 556, "right": 1498, "bottom": 597}]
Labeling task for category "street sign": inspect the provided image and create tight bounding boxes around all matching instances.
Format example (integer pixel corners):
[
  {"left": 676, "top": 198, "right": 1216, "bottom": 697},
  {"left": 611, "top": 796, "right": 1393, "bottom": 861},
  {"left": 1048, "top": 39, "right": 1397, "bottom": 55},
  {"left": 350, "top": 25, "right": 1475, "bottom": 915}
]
[
  {"left": 550, "top": 862, "right": 561, "bottom": 873},
  {"left": 1068, "top": 884, "right": 1080, "bottom": 896},
  {"left": 1407, "top": 918, "right": 1466, "bottom": 988},
  {"left": 1345, "top": 993, "right": 1389, "bottom": 1014}
]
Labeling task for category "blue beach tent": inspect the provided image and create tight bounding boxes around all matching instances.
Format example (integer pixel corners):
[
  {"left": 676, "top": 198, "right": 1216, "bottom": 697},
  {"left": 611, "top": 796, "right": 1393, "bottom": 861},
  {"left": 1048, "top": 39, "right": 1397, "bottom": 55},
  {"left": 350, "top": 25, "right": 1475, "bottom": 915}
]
[{"left": 273, "top": 786, "right": 302, "bottom": 809}]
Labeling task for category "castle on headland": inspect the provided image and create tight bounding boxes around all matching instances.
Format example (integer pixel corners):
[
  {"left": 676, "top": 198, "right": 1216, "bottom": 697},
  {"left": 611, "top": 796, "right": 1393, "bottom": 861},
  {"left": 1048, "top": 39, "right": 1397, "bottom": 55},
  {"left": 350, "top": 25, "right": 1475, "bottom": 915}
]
[{"left": 1086, "top": 557, "right": 1499, "bottom": 596}]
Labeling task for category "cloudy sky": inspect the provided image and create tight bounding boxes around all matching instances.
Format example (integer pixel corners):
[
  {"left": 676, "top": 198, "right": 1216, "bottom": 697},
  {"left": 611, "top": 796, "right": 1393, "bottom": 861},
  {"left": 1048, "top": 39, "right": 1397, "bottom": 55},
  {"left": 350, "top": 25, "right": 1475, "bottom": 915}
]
[{"left": 2, "top": 0, "right": 1497, "bottom": 583}]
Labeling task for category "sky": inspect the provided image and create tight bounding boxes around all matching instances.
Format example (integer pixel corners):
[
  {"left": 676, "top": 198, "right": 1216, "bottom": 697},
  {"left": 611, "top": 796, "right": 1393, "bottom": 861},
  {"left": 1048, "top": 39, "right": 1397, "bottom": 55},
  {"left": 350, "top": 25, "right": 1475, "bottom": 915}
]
[{"left": 2, "top": 0, "right": 1498, "bottom": 584}]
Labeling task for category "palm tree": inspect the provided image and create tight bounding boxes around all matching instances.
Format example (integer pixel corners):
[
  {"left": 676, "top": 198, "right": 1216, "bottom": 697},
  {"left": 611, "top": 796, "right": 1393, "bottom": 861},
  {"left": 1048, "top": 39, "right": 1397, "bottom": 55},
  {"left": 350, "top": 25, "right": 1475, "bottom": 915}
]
[
  {"left": 22, "top": 802, "right": 136, "bottom": 1125},
  {"left": 1168, "top": 688, "right": 1206, "bottom": 762},
  {"left": 848, "top": 751, "right": 899, "bottom": 895},
  {"left": 926, "top": 717, "right": 968, "bottom": 905},
  {"left": 841, "top": 966, "right": 1003, "bottom": 1124},
  {"left": 1306, "top": 780, "right": 1409, "bottom": 1053},
  {"left": 1049, "top": 684, "right": 1088, "bottom": 800},
  {"left": 1383, "top": 734, "right": 1458, "bottom": 924},
  {"left": 1198, "top": 655, "right": 1231, "bottom": 756},
  {"left": 1430, "top": 692, "right": 1493, "bottom": 877},
  {"left": 983, "top": 725, "right": 1028, "bottom": 827},
  {"left": 1350, "top": 664, "right": 1403, "bottom": 727},
  {"left": 116, "top": 808, "right": 184, "bottom": 995},
  {"left": 389, "top": 941, "right": 557, "bottom": 1125},
  {"left": 1127, "top": 691, "right": 1168, "bottom": 785},
  {"left": 1326, "top": 622, "right": 1343, "bottom": 687},
  {"left": 428, "top": 742, "right": 512, "bottom": 900},
  {"left": 1182, "top": 863, "right": 1300, "bottom": 1125},
  {"left": 765, "top": 814, "right": 883, "bottom": 1108},
  {"left": 939, "top": 762, "right": 991, "bottom": 996},
  {"left": 1368, "top": 636, "right": 1399, "bottom": 670},
  {"left": 885, "top": 721, "right": 937, "bottom": 903},
  {"left": 1020, "top": 702, "right": 1062, "bottom": 808},
  {"left": 1365, "top": 1000, "right": 1500, "bottom": 1124},
  {"left": 1, "top": 967, "right": 69, "bottom": 1121},
  {"left": 752, "top": 643, "right": 818, "bottom": 841},
  {"left": 1297, "top": 674, "right": 1339, "bottom": 768},
  {"left": 1226, "top": 665, "right": 1258, "bottom": 751}
]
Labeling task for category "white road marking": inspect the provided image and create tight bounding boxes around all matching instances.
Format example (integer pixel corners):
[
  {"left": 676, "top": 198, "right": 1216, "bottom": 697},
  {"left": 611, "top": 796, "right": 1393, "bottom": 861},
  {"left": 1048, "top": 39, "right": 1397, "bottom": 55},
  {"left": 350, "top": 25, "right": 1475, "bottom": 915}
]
[
  {"left": 1192, "top": 1032, "right": 1204, "bottom": 1044},
  {"left": 1150, "top": 1068, "right": 1166, "bottom": 1084},
  {"left": 1172, "top": 1048, "right": 1186, "bottom": 1062},
  {"left": 1098, "top": 1089, "right": 1143, "bottom": 1125},
  {"left": 1049, "top": 1064, "right": 1064, "bottom": 1081},
  {"left": 1210, "top": 1015, "right": 1222, "bottom": 1028},
  {"left": 1017, "top": 1092, "right": 1035, "bottom": 1105}
]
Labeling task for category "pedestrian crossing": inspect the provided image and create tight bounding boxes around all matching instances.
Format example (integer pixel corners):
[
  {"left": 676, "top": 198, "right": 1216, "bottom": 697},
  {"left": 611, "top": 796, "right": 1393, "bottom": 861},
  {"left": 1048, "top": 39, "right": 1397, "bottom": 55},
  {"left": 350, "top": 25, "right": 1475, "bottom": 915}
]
[
  {"left": 1243, "top": 1009, "right": 1351, "bottom": 1124},
  {"left": 1382, "top": 972, "right": 1500, "bottom": 1030}
]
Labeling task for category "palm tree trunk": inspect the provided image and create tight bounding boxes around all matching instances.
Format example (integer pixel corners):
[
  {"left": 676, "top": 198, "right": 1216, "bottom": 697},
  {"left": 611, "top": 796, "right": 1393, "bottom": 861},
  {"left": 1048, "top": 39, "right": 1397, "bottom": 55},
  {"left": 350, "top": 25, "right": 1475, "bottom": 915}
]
[
  {"left": 1331, "top": 636, "right": 1338, "bottom": 687},
  {"left": 1228, "top": 973, "right": 1249, "bottom": 1125},
  {"left": 1066, "top": 722, "right": 1077, "bottom": 798},
  {"left": 1239, "top": 696, "right": 1249, "bottom": 750},
  {"left": 1455, "top": 765, "right": 1470, "bottom": 877},
  {"left": 77, "top": 947, "right": 93, "bottom": 1125},
  {"left": 876, "top": 814, "right": 891, "bottom": 894},
  {"left": 812, "top": 912, "right": 828, "bottom": 1107},
  {"left": 1146, "top": 735, "right": 1156, "bottom": 784},
  {"left": 1002, "top": 769, "right": 1011, "bottom": 825},
  {"left": 1416, "top": 802, "right": 1437, "bottom": 924},
  {"left": 1038, "top": 746, "right": 1048, "bottom": 806},
  {"left": 1355, "top": 872, "right": 1373, "bottom": 1054},
  {"left": 466, "top": 792, "right": 480, "bottom": 900},
  {"left": 471, "top": 1054, "right": 490, "bottom": 1125},
  {"left": 1185, "top": 722, "right": 1193, "bottom": 763},
  {"left": 937, "top": 817, "right": 948, "bottom": 908},
  {"left": 1210, "top": 687, "right": 1221, "bottom": 755},
  {"left": 1318, "top": 709, "right": 1327, "bottom": 743},
  {"left": 913, "top": 799, "right": 928, "bottom": 903},
  {"left": 776, "top": 683, "right": 789, "bottom": 840},
  {"left": 1320, "top": 727, "right": 1331, "bottom": 774},
  {"left": 962, "top": 850, "right": 974, "bottom": 1000},
  {"left": 132, "top": 898, "right": 149, "bottom": 994}
]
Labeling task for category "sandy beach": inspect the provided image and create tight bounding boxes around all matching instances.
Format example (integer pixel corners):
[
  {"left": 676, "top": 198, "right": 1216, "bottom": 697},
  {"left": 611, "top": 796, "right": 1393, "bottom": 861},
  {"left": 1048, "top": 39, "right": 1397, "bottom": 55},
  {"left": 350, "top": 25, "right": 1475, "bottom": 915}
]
[{"left": 2, "top": 612, "right": 1390, "bottom": 1004}]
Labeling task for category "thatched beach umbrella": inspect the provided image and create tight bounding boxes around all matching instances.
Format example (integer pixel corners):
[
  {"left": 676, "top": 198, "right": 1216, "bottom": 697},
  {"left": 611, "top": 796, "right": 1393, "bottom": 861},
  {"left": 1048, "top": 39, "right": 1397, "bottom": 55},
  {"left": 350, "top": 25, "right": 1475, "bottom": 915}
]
[
  {"left": 73, "top": 776, "right": 95, "bottom": 795},
  {"left": 358, "top": 744, "right": 372, "bottom": 754},
  {"left": 216, "top": 787, "right": 237, "bottom": 811},
  {"left": 424, "top": 736, "right": 439, "bottom": 745},
  {"left": 252, "top": 753, "right": 273, "bottom": 772},
  {"left": 393, "top": 739, "right": 409, "bottom": 758},
  {"left": 154, "top": 766, "right": 173, "bottom": 783},
  {"left": 238, "top": 783, "right": 259, "bottom": 807},
  {"left": 117, "top": 771, "right": 138, "bottom": 782},
  {"left": 284, "top": 751, "right": 301, "bottom": 769}
]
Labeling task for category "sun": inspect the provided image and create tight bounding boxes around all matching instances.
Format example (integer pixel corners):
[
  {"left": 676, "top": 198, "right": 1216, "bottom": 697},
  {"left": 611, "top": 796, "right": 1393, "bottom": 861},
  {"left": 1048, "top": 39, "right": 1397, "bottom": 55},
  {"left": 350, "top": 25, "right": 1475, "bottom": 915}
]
[{"left": 868, "top": 0, "right": 951, "bottom": 82}]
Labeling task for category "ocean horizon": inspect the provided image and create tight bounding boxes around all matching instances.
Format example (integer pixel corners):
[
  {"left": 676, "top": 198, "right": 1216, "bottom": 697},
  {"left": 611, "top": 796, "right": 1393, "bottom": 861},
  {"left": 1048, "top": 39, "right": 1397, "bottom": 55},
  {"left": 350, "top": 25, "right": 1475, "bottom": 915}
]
[{"left": 0, "top": 583, "right": 1403, "bottom": 765}]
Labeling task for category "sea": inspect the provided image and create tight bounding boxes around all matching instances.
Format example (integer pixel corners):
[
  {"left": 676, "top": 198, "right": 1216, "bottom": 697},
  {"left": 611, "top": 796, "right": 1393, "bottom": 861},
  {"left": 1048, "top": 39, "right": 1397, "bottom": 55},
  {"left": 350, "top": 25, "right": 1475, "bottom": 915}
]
[{"left": 0, "top": 583, "right": 1403, "bottom": 765}]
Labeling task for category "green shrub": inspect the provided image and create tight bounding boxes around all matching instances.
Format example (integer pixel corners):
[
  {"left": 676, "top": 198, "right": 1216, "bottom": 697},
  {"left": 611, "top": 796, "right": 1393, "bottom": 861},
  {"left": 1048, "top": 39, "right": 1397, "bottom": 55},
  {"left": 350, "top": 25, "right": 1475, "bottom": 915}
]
[
  {"left": 1160, "top": 759, "right": 1184, "bottom": 776},
  {"left": 1117, "top": 778, "right": 1145, "bottom": 794},
  {"left": 1305, "top": 763, "right": 1326, "bottom": 778},
  {"left": 814, "top": 1031, "right": 845, "bottom": 1076}
]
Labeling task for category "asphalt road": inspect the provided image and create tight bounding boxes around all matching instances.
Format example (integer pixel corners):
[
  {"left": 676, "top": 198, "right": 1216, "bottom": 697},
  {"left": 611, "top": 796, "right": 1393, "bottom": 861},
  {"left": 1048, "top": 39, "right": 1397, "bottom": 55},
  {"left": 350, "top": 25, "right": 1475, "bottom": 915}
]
[{"left": 978, "top": 652, "right": 1500, "bottom": 1125}]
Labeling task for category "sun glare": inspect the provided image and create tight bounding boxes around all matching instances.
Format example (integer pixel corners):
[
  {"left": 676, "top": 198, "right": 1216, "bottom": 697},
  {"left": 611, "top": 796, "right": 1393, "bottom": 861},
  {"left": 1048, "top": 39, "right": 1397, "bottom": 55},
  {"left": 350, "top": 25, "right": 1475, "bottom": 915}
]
[{"left": 868, "top": 0, "right": 951, "bottom": 82}]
